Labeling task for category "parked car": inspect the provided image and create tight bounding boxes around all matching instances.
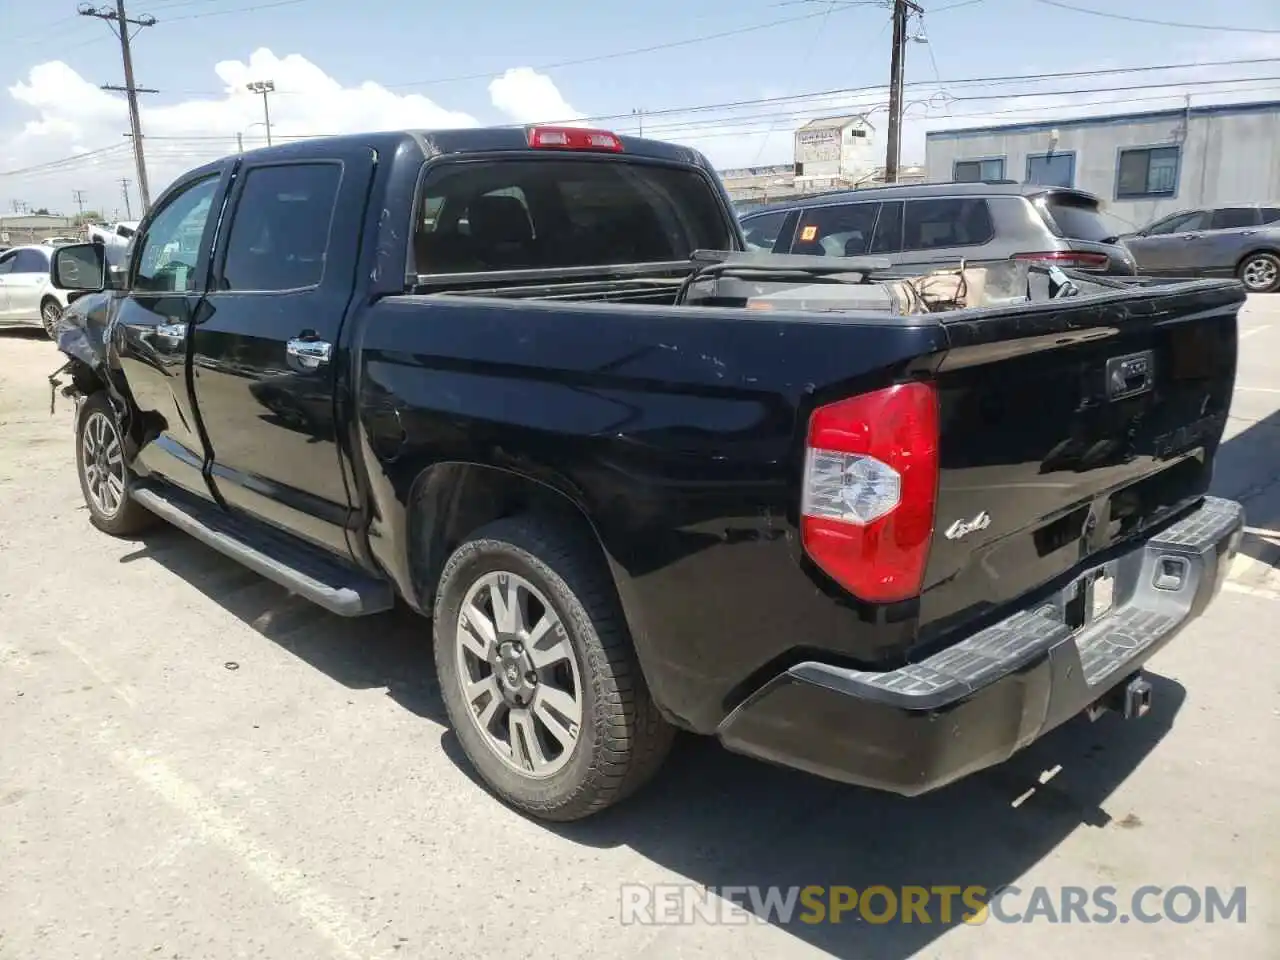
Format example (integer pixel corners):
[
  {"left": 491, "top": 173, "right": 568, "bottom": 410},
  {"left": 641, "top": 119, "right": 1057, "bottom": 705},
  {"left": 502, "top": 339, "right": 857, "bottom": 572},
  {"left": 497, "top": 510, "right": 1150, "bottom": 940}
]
[
  {"left": 49, "top": 126, "right": 1243, "bottom": 822},
  {"left": 739, "top": 182, "right": 1138, "bottom": 276},
  {"left": 0, "top": 244, "right": 70, "bottom": 337},
  {"left": 1119, "top": 204, "right": 1280, "bottom": 293}
]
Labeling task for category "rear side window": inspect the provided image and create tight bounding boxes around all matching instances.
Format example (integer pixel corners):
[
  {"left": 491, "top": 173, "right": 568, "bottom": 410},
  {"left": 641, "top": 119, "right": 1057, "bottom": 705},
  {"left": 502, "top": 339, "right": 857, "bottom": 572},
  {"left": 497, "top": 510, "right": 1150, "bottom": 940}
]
[
  {"left": 902, "top": 198, "right": 994, "bottom": 251},
  {"left": 791, "top": 203, "right": 878, "bottom": 257},
  {"left": 1210, "top": 207, "right": 1261, "bottom": 229},
  {"left": 414, "top": 159, "right": 732, "bottom": 274},
  {"left": 741, "top": 211, "right": 787, "bottom": 252},
  {"left": 221, "top": 163, "right": 342, "bottom": 291},
  {"left": 1039, "top": 194, "right": 1115, "bottom": 242}
]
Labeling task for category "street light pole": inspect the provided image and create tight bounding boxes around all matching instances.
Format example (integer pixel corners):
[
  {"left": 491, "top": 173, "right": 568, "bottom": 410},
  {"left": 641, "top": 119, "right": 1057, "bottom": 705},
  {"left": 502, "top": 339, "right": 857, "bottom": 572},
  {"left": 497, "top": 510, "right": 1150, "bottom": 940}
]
[{"left": 246, "top": 80, "right": 275, "bottom": 146}]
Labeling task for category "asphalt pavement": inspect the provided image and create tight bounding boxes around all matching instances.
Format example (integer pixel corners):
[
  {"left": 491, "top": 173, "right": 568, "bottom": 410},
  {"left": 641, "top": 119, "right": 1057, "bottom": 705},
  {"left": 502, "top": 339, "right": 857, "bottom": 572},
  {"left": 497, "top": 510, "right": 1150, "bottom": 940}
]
[{"left": 0, "top": 297, "right": 1277, "bottom": 960}]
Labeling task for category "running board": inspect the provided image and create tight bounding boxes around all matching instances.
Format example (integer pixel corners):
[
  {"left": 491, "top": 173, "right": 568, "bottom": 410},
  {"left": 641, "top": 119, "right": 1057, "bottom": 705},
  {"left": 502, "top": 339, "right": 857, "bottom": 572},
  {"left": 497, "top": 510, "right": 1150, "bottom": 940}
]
[{"left": 132, "top": 485, "right": 395, "bottom": 617}]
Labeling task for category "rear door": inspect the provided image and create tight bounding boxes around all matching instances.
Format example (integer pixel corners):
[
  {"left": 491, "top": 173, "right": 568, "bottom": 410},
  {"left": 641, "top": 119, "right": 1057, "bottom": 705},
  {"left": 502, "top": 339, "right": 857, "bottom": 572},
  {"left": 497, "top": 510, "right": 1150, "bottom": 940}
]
[
  {"left": 896, "top": 197, "right": 997, "bottom": 273},
  {"left": 189, "top": 146, "right": 374, "bottom": 556},
  {"left": 1195, "top": 207, "right": 1264, "bottom": 275}
]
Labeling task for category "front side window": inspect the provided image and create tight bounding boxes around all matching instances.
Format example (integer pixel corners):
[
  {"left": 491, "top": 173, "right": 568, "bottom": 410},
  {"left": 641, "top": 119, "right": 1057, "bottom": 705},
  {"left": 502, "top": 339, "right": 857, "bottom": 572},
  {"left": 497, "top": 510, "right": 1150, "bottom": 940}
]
[
  {"left": 1210, "top": 207, "right": 1260, "bottom": 230},
  {"left": 741, "top": 211, "right": 787, "bottom": 252},
  {"left": 954, "top": 158, "right": 1005, "bottom": 182},
  {"left": 134, "top": 177, "right": 220, "bottom": 293},
  {"left": 1026, "top": 153, "right": 1074, "bottom": 188},
  {"left": 1116, "top": 146, "right": 1180, "bottom": 199},
  {"left": 902, "top": 198, "right": 995, "bottom": 251},
  {"left": 1146, "top": 210, "right": 1208, "bottom": 235},
  {"left": 791, "top": 203, "right": 879, "bottom": 257},
  {"left": 220, "top": 163, "right": 342, "bottom": 291}
]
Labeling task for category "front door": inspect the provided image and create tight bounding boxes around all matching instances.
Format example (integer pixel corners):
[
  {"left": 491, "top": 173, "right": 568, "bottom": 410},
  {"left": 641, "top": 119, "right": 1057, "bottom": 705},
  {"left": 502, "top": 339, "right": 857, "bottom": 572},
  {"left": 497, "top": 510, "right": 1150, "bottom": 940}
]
[
  {"left": 1125, "top": 210, "right": 1209, "bottom": 276},
  {"left": 112, "top": 167, "right": 232, "bottom": 498},
  {"left": 189, "top": 148, "right": 375, "bottom": 556}
]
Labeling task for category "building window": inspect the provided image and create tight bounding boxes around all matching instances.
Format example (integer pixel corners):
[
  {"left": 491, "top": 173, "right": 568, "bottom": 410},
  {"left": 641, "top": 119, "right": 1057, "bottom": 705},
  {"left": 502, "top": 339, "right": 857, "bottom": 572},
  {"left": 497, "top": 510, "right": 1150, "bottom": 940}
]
[
  {"left": 849, "top": 128, "right": 867, "bottom": 139},
  {"left": 953, "top": 158, "right": 1005, "bottom": 182},
  {"left": 1116, "top": 145, "right": 1180, "bottom": 199},
  {"left": 1026, "top": 152, "right": 1075, "bottom": 188}
]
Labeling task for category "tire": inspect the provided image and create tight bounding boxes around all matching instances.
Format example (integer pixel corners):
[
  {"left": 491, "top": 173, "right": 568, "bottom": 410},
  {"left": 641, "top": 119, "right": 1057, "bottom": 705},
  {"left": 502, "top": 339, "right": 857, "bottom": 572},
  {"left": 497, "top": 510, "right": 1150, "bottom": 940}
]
[
  {"left": 40, "top": 297, "right": 62, "bottom": 340},
  {"left": 432, "top": 515, "right": 675, "bottom": 821},
  {"left": 1238, "top": 252, "right": 1280, "bottom": 293},
  {"left": 75, "top": 392, "right": 156, "bottom": 536}
]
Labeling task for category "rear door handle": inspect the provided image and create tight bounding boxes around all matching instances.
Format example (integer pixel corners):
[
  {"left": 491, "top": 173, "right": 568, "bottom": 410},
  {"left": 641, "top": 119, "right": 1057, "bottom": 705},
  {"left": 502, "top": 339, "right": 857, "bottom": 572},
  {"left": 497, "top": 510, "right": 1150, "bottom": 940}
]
[{"left": 286, "top": 337, "right": 332, "bottom": 372}]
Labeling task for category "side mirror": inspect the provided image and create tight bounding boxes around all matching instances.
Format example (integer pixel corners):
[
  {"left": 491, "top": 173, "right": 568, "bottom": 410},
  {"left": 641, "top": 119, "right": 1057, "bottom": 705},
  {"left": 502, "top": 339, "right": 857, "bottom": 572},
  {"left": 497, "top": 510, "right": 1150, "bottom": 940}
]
[{"left": 51, "top": 243, "right": 107, "bottom": 293}]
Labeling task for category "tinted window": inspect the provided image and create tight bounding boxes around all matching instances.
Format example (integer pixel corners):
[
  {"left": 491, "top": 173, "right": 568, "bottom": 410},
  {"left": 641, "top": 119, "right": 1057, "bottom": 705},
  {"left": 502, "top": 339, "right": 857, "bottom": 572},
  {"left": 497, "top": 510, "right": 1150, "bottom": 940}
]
[
  {"left": 870, "top": 201, "right": 903, "bottom": 254},
  {"left": 0, "top": 252, "right": 15, "bottom": 275},
  {"left": 1027, "top": 154, "right": 1074, "bottom": 188},
  {"left": 1040, "top": 194, "right": 1114, "bottom": 242},
  {"left": 1210, "top": 207, "right": 1260, "bottom": 230},
  {"left": 135, "top": 177, "right": 219, "bottom": 293},
  {"left": 954, "top": 159, "right": 1004, "bottom": 182},
  {"left": 414, "top": 159, "right": 732, "bottom": 274},
  {"left": 791, "top": 203, "right": 878, "bottom": 257},
  {"left": 11, "top": 248, "right": 50, "bottom": 273},
  {"left": 221, "top": 164, "right": 341, "bottom": 291},
  {"left": 902, "top": 198, "right": 994, "bottom": 251},
  {"left": 1145, "top": 211, "right": 1208, "bottom": 236},
  {"left": 1116, "top": 146, "right": 1179, "bottom": 199},
  {"left": 741, "top": 211, "right": 788, "bottom": 252},
  {"left": 1261, "top": 207, "right": 1280, "bottom": 224}
]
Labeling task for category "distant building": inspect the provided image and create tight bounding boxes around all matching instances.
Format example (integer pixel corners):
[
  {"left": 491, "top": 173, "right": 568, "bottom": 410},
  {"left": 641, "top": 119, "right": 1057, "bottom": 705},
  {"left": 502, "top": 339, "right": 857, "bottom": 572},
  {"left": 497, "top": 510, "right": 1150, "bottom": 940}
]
[
  {"left": 0, "top": 213, "right": 79, "bottom": 246},
  {"left": 924, "top": 99, "right": 1280, "bottom": 227}
]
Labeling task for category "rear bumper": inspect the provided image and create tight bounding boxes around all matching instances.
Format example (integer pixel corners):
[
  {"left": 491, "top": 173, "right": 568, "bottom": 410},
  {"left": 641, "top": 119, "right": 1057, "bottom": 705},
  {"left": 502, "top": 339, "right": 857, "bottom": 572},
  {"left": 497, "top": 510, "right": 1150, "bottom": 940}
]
[{"left": 716, "top": 496, "right": 1244, "bottom": 796}]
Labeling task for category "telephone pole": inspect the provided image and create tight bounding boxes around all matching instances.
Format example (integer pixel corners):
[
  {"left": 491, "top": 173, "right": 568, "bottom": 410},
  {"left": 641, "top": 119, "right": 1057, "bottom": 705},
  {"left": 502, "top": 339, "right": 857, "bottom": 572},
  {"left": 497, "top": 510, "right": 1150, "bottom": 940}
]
[
  {"left": 120, "top": 179, "right": 133, "bottom": 220},
  {"left": 246, "top": 80, "right": 275, "bottom": 146},
  {"left": 79, "top": 2, "right": 157, "bottom": 213},
  {"left": 73, "top": 190, "right": 87, "bottom": 217},
  {"left": 884, "top": 0, "right": 921, "bottom": 185}
]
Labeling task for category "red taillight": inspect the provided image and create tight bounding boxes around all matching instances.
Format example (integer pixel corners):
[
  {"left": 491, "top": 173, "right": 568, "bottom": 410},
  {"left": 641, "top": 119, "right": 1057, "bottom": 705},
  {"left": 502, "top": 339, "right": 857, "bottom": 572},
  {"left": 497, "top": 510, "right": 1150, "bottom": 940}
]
[
  {"left": 1013, "top": 251, "right": 1110, "bottom": 270},
  {"left": 800, "top": 382, "right": 940, "bottom": 604},
  {"left": 526, "top": 126, "right": 624, "bottom": 152}
]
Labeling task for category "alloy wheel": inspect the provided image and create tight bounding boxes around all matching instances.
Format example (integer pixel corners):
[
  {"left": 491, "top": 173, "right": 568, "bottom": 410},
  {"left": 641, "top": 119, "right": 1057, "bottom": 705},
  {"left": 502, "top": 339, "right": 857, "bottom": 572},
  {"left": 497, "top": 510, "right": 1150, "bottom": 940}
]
[{"left": 81, "top": 410, "right": 125, "bottom": 518}]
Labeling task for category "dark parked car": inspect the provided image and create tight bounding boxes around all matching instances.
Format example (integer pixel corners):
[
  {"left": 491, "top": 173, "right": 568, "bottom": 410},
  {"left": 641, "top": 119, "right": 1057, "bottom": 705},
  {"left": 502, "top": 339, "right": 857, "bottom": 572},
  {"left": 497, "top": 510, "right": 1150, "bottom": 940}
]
[
  {"left": 1120, "top": 204, "right": 1280, "bottom": 293},
  {"left": 48, "top": 126, "right": 1243, "bottom": 822},
  {"left": 739, "top": 181, "right": 1138, "bottom": 276}
]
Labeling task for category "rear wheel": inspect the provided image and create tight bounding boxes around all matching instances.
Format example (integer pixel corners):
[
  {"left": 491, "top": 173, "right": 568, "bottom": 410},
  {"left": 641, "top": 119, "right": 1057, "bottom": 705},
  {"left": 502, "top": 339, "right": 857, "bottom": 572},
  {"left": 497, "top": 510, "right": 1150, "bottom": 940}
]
[
  {"left": 40, "top": 297, "right": 62, "bottom": 340},
  {"left": 432, "top": 515, "right": 674, "bottom": 821},
  {"left": 75, "top": 393, "right": 156, "bottom": 536},
  {"left": 1239, "top": 252, "right": 1280, "bottom": 293}
]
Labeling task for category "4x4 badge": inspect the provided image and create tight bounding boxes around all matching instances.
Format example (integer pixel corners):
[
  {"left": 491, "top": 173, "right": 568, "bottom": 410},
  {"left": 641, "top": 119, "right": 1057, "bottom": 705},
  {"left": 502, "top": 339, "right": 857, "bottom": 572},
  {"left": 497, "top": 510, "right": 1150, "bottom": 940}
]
[{"left": 945, "top": 511, "right": 991, "bottom": 540}]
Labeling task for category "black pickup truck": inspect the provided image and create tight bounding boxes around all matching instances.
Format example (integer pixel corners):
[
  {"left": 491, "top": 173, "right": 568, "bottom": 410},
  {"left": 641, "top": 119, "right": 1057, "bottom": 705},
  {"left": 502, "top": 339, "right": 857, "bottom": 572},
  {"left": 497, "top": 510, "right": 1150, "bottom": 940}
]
[{"left": 50, "top": 124, "right": 1246, "bottom": 822}]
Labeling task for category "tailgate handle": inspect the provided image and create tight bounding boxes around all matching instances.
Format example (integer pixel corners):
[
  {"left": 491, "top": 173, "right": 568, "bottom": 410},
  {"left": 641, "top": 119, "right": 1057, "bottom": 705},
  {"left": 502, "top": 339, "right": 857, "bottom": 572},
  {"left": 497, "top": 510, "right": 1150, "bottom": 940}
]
[{"left": 1106, "top": 350, "right": 1154, "bottom": 400}]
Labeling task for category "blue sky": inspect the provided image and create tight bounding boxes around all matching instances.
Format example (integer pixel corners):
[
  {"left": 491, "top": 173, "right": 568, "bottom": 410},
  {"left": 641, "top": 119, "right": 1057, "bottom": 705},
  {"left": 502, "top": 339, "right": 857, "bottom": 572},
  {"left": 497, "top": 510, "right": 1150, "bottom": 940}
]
[{"left": 3, "top": 0, "right": 1280, "bottom": 213}]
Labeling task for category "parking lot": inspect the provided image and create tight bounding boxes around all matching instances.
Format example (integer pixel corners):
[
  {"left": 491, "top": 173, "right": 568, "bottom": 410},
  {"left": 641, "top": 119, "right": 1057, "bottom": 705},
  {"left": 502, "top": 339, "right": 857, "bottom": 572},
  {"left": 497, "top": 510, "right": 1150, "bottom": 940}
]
[{"left": 1, "top": 299, "right": 1277, "bottom": 960}]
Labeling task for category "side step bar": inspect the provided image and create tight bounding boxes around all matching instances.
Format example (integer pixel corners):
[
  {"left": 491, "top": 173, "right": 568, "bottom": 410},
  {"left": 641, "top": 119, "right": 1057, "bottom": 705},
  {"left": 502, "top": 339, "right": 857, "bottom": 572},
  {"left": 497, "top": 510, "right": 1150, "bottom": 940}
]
[{"left": 132, "top": 485, "right": 395, "bottom": 617}]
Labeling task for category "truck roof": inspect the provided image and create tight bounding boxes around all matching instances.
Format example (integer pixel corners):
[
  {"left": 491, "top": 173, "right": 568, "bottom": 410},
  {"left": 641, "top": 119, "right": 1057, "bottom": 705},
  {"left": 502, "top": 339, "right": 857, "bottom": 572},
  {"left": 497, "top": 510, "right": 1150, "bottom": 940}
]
[{"left": 227, "top": 127, "right": 718, "bottom": 173}]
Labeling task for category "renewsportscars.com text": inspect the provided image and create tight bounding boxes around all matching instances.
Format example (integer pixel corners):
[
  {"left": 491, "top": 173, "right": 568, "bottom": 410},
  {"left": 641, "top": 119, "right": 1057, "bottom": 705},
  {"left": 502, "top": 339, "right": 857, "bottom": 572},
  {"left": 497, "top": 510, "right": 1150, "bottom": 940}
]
[{"left": 619, "top": 884, "right": 1248, "bottom": 926}]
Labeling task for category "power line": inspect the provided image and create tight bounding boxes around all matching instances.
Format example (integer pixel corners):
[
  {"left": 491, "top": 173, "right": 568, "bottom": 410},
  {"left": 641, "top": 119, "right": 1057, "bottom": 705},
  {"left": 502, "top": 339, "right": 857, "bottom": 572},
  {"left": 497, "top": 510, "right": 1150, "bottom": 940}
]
[
  {"left": 162, "top": 0, "right": 309, "bottom": 21},
  {"left": 1030, "top": 0, "right": 1280, "bottom": 33},
  {"left": 0, "top": 144, "right": 131, "bottom": 178}
]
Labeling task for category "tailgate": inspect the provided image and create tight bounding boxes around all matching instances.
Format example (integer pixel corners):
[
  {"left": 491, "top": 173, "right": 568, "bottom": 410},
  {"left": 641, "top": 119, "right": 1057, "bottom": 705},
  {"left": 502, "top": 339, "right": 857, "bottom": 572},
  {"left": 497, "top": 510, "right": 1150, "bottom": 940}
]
[{"left": 917, "top": 278, "right": 1243, "bottom": 638}]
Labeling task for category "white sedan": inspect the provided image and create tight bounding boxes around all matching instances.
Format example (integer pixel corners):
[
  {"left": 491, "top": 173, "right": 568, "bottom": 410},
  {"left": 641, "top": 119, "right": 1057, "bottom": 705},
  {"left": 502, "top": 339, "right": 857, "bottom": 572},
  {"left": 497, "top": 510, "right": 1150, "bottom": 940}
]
[{"left": 0, "top": 245, "right": 72, "bottom": 338}]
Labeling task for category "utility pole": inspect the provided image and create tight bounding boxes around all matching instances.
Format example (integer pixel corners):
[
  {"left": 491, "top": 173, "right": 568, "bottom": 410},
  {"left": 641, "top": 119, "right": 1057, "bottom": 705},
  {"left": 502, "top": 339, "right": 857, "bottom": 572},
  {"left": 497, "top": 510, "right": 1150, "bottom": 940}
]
[
  {"left": 246, "top": 80, "right": 275, "bottom": 146},
  {"left": 884, "top": 0, "right": 921, "bottom": 185},
  {"left": 236, "top": 132, "right": 244, "bottom": 153},
  {"left": 120, "top": 179, "right": 133, "bottom": 220},
  {"left": 73, "top": 190, "right": 87, "bottom": 218},
  {"left": 632, "top": 108, "right": 645, "bottom": 137},
  {"left": 79, "top": 2, "right": 157, "bottom": 212}
]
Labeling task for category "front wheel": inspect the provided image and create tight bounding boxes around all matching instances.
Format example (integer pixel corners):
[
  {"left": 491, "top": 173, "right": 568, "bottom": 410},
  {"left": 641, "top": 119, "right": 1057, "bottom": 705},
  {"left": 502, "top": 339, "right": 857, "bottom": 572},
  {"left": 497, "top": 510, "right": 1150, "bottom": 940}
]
[
  {"left": 432, "top": 515, "right": 674, "bottom": 821},
  {"left": 1239, "top": 252, "right": 1280, "bottom": 293},
  {"left": 75, "top": 393, "right": 156, "bottom": 536}
]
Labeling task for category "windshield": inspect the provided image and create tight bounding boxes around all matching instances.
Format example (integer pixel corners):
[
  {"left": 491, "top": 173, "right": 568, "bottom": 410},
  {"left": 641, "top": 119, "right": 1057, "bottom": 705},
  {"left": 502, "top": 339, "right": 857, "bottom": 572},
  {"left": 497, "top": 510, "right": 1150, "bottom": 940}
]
[
  {"left": 1038, "top": 193, "right": 1129, "bottom": 243},
  {"left": 414, "top": 158, "right": 734, "bottom": 274}
]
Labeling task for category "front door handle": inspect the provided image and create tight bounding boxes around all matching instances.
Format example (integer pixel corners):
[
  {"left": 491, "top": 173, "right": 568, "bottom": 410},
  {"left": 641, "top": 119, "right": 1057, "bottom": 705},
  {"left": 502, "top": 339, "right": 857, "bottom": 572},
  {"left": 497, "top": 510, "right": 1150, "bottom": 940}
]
[{"left": 286, "top": 337, "right": 332, "bottom": 372}]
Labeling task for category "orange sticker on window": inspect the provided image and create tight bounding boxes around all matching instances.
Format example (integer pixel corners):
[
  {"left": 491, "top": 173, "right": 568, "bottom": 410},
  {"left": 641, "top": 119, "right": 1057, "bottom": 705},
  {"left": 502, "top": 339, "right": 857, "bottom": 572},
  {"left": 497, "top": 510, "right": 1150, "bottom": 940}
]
[{"left": 799, "top": 225, "right": 818, "bottom": 242}]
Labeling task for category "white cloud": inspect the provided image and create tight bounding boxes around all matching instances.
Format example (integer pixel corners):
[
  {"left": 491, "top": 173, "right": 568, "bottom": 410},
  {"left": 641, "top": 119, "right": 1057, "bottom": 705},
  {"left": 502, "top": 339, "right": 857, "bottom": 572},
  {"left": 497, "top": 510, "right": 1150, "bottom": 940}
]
[{"left": 2, "top": 49, "right": 581, "bottom": 215}]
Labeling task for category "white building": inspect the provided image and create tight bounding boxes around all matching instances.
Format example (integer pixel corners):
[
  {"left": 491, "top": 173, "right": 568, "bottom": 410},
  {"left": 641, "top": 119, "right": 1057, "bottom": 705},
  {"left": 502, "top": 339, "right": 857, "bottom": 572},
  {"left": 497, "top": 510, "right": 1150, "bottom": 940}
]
[
  {"left": 924, "top": 100, "right": 1280, "bottom": 227},
  {"left": 793, "top": 114, "right": 877, "bottom": 191}
]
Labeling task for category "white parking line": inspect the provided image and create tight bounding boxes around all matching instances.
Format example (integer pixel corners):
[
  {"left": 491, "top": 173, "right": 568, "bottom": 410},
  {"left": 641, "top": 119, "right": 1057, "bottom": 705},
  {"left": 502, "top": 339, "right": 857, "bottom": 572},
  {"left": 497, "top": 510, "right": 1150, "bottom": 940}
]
[
  {"left": 1240, "top": 324, "right": 1272, "bottom": 340},
  {"left": 1236, "top": 386, "right": 1280, "bottom": 394}
]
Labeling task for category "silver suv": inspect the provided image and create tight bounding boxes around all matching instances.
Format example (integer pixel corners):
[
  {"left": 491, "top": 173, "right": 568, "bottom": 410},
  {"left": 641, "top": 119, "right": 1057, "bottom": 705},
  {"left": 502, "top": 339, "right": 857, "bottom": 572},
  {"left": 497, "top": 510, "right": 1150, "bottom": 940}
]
[{"left": 739, "top": 182, "right": 1137, "bottom": 277}]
